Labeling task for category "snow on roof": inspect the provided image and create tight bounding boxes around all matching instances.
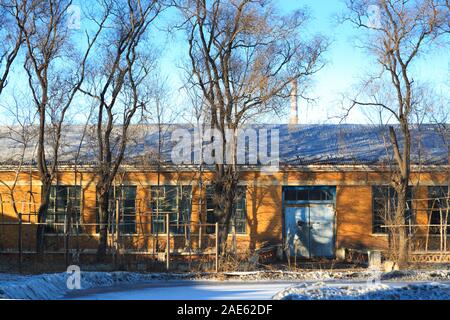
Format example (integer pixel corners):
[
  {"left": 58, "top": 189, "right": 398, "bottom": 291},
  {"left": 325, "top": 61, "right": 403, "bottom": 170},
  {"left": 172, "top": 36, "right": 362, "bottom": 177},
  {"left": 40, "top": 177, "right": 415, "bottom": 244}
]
[{"left": 0, "top": 124, "right": 447, "bottom": 166}]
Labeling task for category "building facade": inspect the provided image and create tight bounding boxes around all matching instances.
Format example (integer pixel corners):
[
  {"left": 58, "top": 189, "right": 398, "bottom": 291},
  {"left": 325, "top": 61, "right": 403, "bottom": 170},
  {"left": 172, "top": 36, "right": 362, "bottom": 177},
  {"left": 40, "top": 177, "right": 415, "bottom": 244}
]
[{"left": 0, "top": 124, "right": 448, "bottom": 259}]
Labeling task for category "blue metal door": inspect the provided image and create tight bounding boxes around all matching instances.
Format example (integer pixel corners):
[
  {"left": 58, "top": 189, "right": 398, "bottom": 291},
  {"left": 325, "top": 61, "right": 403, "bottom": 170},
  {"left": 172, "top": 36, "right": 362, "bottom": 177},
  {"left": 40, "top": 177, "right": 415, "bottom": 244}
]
[
  {"left": 283, "top": 187, "right": 336, "bottom": 258},
  {"left": 285, "top": 206, "right": 310, "bottom": 257},
  {"left": 284, "top": 204, "right": 335, "bottom": 258},
  {"left": 309, "top": 204, "right": 335, "bottom": 258},
  {"left": 284, "top": 188, "right": 335, "bottom": 258}
]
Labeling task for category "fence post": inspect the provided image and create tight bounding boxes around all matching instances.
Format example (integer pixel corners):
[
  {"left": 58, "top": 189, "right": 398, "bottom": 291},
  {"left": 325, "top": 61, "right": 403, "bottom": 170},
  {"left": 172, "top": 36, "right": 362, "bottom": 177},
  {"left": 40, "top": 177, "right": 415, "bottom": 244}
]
[
  {"left": 215, "top": 222, "right": 219, "bottom": 273},
  {"left": 64, "top": 203, "right": 70, "bottom": 268},
  {"left": 115, "top": 199, "right": 120, "bottom": 268},
  {"left": 198, "top": 197, "right": 203, "bottom": 250},
  {"left": 18, "top": 202, "right": 24, "bottom": 274},
  {"left": 166, "top": 214, "right": 170, "bottom": 271},
  {"left": 199, "top": 222, "right": 202, "bottom": 251}
]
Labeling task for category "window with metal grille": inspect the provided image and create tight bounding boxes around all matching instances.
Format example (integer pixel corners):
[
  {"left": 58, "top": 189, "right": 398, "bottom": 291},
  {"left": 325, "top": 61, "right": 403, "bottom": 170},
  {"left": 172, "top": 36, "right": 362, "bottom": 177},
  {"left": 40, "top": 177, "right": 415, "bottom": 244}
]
[
  {"left": 372, "top": 186, "right": 414, "bottom": 234},
  {"left": 205, "top": 186, "right": 247, "bottom": 234},
  {"left": 96, "top": 186, "right": 137, "bottom": 234},
  {"left": 46, "top": 185, "right": 81, "bottom": 234},
  {"left": 428, "top": 186, "right": 450, "bottom": 234},
  {"left": 150, "top": 185, "right": 192, "bottom": 235}
]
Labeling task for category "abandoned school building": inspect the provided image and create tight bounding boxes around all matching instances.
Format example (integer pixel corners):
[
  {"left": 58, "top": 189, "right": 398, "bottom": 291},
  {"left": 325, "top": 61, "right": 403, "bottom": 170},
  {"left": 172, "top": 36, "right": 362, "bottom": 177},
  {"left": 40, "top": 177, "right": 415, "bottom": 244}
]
[{"left": 0, "top": 123, "right": 448, "bottom": 264}]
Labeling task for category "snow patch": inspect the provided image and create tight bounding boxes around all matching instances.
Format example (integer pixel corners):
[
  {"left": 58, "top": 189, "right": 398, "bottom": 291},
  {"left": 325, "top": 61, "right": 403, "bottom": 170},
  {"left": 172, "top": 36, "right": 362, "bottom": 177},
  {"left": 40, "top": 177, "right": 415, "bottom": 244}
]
[
  {"left": 3, "top": 269, "right": 450, "bottom": 300},
  {"left": 273, "top": 282, "right": 450, "bottom": 300},
  {"left": 0, "top": 272, "right": 194, "bottom": 300}
]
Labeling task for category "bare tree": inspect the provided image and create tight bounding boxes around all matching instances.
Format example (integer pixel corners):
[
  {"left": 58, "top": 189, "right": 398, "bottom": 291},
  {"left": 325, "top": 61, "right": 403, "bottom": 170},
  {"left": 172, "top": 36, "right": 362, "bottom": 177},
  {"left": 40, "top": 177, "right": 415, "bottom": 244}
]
[
  {"left": 0, "top": 0, "right": 25, "bottom": 96},
  {"left": 429, "top": 94, "right": 450, "bottom": 252},
  {"left": 181, "top": 80, "right": 210, "bottom": 251},
  {"left": 147, "top": 75, "right": 184, "bottom": 253},
  {"left": 342, "top": 0, "right": 448, "bottom": 266},
  {"left": 0, "top": 93, "right": 37, "bottom": 271},
  {"left": 0, "top": 93, "right": 36, "bottom": 219},
  {"left": 15, "top": 0, "right": 107, "bottom": 253},
  {"left": 80, "top": 0, "right": 162, "bottom": 260},
  {"left": 176, "top": 0, "right": 327, "bottom": 254}
]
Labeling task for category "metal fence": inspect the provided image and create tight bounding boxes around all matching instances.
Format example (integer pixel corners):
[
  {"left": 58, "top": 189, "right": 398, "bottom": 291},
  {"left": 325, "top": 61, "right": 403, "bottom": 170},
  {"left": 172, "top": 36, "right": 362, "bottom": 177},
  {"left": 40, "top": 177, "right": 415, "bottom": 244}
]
[{"left": 0, "top": 197, "right": 221, "bottom": 272}]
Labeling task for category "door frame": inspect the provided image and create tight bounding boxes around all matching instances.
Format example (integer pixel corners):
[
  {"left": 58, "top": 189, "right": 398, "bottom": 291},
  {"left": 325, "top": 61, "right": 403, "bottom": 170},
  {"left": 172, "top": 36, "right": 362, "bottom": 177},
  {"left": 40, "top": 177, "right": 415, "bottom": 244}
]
[{"left": 282, "top": 186, "right": 337, "bottom": 259}]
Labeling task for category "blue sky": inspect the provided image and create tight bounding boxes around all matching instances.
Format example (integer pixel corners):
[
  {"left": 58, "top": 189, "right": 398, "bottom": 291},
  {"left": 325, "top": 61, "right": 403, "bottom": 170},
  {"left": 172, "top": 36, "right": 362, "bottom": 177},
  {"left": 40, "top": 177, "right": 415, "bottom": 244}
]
[
  {"left": 156, "top": 0, "right": 359, "bottom": 123},
  {"left": 1, "top": 0, "right": 448, "bottom": 125},
  {"left": 290, "top": 0, "right": 449, "bottom": 124},
  {"left": 156, "top": 0, "right": 449, "bottom": 124}
]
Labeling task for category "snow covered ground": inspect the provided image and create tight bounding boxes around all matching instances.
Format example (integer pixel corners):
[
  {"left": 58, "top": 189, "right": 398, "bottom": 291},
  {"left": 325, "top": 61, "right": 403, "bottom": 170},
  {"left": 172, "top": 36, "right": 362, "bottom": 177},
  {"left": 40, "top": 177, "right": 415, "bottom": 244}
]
[
  {"left": 66, "top": 281, "right": 295, "bottom": 300},
  {"left": 3, "top": 270, "right": 450, "bottom": 300},
  {"left": 0, "top": 272, "right": 193, "bottom": 300},
  {"left": 273, "top": 282, "right": 450, "bottom": 300},
  {"left": 67, "top": 280, "right": 450, "bottom": 300}
]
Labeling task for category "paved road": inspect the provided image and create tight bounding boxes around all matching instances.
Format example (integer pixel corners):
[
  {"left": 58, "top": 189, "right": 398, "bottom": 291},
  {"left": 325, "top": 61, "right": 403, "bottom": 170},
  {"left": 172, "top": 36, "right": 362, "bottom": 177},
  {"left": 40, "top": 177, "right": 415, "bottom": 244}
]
[
  {"left": 64, "top": 279, "right": 450, "bottom": 300},
  {"left": 64, "top": 280, "right": 310, "bottom": 300}
]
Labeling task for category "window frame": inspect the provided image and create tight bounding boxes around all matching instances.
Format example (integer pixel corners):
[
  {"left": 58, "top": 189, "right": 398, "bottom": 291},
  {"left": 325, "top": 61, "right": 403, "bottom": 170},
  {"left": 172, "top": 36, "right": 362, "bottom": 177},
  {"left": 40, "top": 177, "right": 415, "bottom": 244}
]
[
  {"left": 283, "top": 186, "right": 335, "bottom": 204},
  {"left": 428, "top": 186, "right": 450, "bottom": 235},
  {"left": 205, "top": 185, "right": 247, "bottom": 235},
  {"left": 372, "top": 186, "right": 414, "bottom": 235},
  {"left": 150, "top": 185, "right": 192, "bottom": 235},
  {"left": 96, "top": 185, "right": 137, "bottom": 235},
  {"left": 45, "top": 185, "right": 82, "bottom": 234}
]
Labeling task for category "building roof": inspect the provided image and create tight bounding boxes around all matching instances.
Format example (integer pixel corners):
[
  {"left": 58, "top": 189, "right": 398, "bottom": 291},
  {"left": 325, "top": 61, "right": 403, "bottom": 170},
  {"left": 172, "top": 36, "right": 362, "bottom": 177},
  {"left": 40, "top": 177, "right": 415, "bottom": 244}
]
[{"left": 0, "top": 124, "right": 448, "bottom": 167}]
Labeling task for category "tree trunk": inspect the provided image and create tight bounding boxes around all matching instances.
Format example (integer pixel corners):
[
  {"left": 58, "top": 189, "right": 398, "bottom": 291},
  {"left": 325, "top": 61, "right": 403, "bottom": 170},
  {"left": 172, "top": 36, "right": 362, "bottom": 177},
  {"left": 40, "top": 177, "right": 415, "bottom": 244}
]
[
  {"left": 213, "top": 165, "right": 237, "bottom": 255},
  {"left": 217, "top": 199, "right": 233, "bottom": 255},
  {"left": 97, "top": 189, "right": 110, "bottom": 261},
  {"left": 36, "top": 182, "right": 51, "bottom": 254},
  {"left": 389, "top": 125, "right": 411, "bottom": 269},
  {"left": 395, "top": 185, "right": 409, "bottom": 267}
]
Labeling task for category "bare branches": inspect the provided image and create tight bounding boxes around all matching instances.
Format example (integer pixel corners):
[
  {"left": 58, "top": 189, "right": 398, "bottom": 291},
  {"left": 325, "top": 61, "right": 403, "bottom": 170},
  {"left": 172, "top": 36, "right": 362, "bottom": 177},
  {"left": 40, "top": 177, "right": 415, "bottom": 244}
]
[
  {"left": 176, "top": 0, "right": 328, "bottom": 253},
  {"left": 79, "top": 0, "right": 162, "bottom": 260},
  {"left": 0, "top": 1, "right": 25, "bottom": 96},
  {"left": 82, "top": 0, "right": 161, "bottom": 184},
  {"left": 342, "top": 0, "right": 447, "bottom": 116},
  {"left": 0, "top": 92, "right": 37, "bottom": 218},
  {"left": 11, "top": 0, "right": 110, "bottom": 253},
  {"left": 180, "top": 0, "right": 328, "bottom": 130},
  {"left": 341, "top": 0, "right": 449, "bottom": 267}
]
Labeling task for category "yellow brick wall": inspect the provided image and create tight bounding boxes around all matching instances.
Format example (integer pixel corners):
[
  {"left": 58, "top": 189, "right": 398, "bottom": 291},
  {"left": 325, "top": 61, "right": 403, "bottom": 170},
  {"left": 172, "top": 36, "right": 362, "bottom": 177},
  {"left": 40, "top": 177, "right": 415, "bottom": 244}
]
[
  {"left": 336, "top": 186, "right": 388, "bottom": 250},
  {"left": 0, "top": 169, "right": 447, "bottom": 254}
]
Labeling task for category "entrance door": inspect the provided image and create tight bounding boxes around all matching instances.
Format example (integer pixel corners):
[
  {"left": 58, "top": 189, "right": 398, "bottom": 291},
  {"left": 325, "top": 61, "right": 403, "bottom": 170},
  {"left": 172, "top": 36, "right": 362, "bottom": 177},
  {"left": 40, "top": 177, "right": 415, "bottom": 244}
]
[
  {"left": 285, "top": 206, "right": 310, "bottom": 257},
  {"left": 284, "top": 204, "right": 335, "bottom": 258},
  {"left": 309, "top": 204, "right": 335, "bottom": 258}
]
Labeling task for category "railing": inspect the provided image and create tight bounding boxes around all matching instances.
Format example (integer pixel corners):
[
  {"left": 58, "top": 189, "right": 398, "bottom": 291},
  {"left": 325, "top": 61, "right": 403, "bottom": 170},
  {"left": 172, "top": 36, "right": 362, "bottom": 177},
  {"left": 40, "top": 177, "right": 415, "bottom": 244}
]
[{"left": 0, "top": 198, "right": 221, "bottom": 272}]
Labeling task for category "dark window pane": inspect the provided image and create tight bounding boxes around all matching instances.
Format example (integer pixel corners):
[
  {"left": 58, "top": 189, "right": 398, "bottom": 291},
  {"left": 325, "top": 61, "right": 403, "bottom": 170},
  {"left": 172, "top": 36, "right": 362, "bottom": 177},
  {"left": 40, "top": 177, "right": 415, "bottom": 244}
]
[
  {"left": 46, "top": 185, "right": 82, "bottom": 234},
  {"left": 233, "top": 187, "right": 247, "bottom": 234},
  {"left": 296, "top": 189, "right": 309, "bottom": 201},
  {"left": 284, "top": 187, "right": 335, "bottom": 202},
  {"left": 206, "top": 186, "right": 247, "bottom": 234},
  {"left": 284, "top": 189, "right": 296, "bottom": 201},
  {"left": 372, "top": 186, "right": 414, "bottom": 234},
  {"left": 96, "top": 186, "right": 137, "bottom": 234},
  {"left": 151, "top": 185, "right": 192, "bottom": 235},
  {"left": 308, "top": 189, "right": 323, "bottom": 201},
  {"left": 206, "top": 186, "right": 217, "bottom": 234},
  {"left": 428, "top": 186, "right": 449, "bottom": 234},
  {"left": 117, "top": 186, "right": 136, "bottom": 234}
]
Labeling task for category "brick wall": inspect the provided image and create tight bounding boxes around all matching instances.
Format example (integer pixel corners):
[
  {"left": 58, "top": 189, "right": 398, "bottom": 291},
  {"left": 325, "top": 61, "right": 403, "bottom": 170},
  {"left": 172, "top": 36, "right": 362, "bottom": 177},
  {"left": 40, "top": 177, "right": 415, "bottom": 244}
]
[{"left": 0, "top": 169, "right": 447, "bottom": 255}]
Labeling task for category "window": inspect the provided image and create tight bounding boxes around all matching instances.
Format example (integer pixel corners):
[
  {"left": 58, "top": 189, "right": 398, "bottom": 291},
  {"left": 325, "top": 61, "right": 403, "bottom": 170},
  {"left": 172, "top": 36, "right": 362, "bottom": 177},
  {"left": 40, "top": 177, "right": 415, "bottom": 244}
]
[
  {"left": 46, "top": 185, "right": 81, "bottom": 233},
  {"left": 116, "top": 186, "right": 137, "bottom": 234},
  {"left": 428, "top": 186, "right": 449, "bottom": 234},
  {"left": 283, "top": 187, "right": 334, "bottom": 202},
  {"left": 96, "top": 186, "right": 137, "bottom": 234},
  {"left": 206, "top": 186, "right": 247, "bottom": 234},
  {"left": 372, "top": 186, "right": 414, "bottom": 234},
  {"left": 150, "top": 185, "right": 192, "bottom": 234}
]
